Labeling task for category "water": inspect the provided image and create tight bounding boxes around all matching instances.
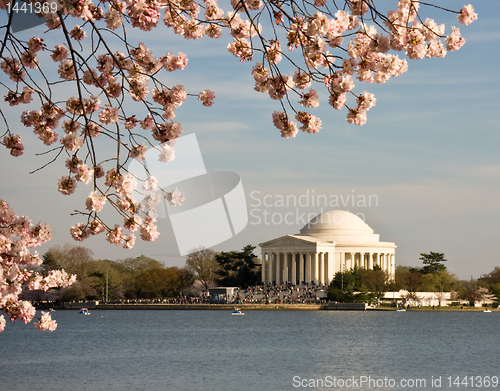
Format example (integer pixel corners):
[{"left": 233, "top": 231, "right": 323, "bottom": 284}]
[{"left": 0, "top": 310, "right": 499, "bottom": 390}]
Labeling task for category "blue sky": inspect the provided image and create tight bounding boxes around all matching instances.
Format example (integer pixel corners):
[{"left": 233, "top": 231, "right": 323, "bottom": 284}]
[{"left": 1, "top": 1, "right": 499, "bottom": 279}]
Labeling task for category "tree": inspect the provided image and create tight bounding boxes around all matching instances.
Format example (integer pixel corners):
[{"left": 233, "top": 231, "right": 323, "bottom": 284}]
[
  {"left": 419, "top": 270, "right": 460, "bottom": 306},
  {"left": 360, "top": 266, "right": 388, "bottom": 301},
  {"left": 185, "top": 247, "right": 220, "bottom": 290},
  {"left": 419, "top": 252, "right": 447, "bottom": 274},
  {"left": 492, "top": 283, "right": 500, "bottom": 306},
  {"left": 0, "top": 1, "right": 477, "bottom": 250},
  {"left": 134, "top": 266, "right": 194, "bottom": 298},
  {"left": 43, "top": 243, "right": 94, "bottom": 275},
  {"left": 478, "top": 266, "right": 500, "bottom": 291},
  {"left": 395, "top": 265, "right": 422, "bottom": 292},
  {"left": 0, "top": 199, "right": 75, "bottom": 332},
  {"left": 459, "top": 278, "right": 483, "bottom": 306},
  {"left": 327, "top": 266, "right": 377, "bottom": 304},
  {"left": 215, "top": 245, "right": 261, "bottom": 288}
]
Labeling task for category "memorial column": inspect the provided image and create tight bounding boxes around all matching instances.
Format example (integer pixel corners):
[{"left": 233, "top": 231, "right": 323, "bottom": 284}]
[
  {"left": 292, "top": 253, "right": 298, "bottom": 285},
  {"left": 305, "top": 253, "right": 311, "bottom": 284},
  {"left": 275, "top": 252, "right": 281, "bottom": 285},
  {"left": 313, "top": 252, "right": 319, "bottom": 285},
  {"left": 318, "top": 252, "right": 325, "bottom": 285}
]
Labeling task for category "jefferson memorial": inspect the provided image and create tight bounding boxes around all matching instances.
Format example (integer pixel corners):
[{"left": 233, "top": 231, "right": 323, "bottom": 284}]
[{"left": 259, "top": 210, "right": 396, "bottom": 285}]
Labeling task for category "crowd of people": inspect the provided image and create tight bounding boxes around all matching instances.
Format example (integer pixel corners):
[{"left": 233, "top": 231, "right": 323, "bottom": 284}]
[
  {"left": 80, "top": 282, "right": 330, "bottom": 305},
  {"left": 201, "top": 282, "right": 329, "bottom": 305}
]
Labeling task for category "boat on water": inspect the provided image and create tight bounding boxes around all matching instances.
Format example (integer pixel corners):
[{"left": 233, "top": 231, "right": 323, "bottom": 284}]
[
  {"left": 231, "top": 308, "right": 245, "bottom": 316},
  {"left": 396, "top": 308, "right": 406, "bottom": 312},
  {"left": 483, "top": 309, "right": 492, "bottom": 313},
  {"left": 79, "top": 308, "right": 90, "bottom": 315}
]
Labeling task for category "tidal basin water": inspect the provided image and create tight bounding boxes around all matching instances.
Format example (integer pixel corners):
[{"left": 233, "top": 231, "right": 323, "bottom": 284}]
[{"left": 1, "top": 310, "right": 499, "bottom": 391}]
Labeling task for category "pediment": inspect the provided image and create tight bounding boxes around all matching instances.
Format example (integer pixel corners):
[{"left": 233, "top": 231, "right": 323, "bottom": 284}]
[{"left": 259, "top": 235, "right": 319, "bottom": 248}]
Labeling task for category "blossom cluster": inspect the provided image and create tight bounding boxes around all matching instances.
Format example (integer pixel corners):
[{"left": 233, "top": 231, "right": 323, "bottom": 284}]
[
  {"left": 247, "top": 2, "right": 477, "bottom": 136},
  {"left": 0, "top": 200, "right": 76, "bottom": 332}
]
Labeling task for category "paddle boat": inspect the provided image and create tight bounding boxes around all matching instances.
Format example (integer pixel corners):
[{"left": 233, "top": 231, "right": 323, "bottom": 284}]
[
  {"left": 483, "top": 308, "right": 492, "bottom": 313},
  {"left": 79, "top": 308, "right": 90, "bottom": 315},
  {"left": 231, "top": 308, "right": 245, "bottom": 315}
]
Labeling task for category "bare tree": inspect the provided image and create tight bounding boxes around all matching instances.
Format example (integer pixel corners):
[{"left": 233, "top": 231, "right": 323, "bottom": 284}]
[
  {"left": 43, "top": 243, "right": 94, "bottom": 275},
  {"left": 185, "top": 247, "right": 220, "bottom": 290}
]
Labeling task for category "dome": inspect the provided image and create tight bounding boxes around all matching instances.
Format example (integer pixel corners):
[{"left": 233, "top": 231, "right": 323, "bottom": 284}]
[{"left": 299, "top": 210, "right": 379, "bottom": 243}]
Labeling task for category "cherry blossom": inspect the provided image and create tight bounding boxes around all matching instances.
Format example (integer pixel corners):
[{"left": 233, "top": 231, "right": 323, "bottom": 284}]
[
  {"left": 35, "top": 312, "right": 57, "bottom": 332},
  {"left": 85, "top": 191, "right": 106, "bottom": 212},
  {"left": 159, "top": 143, "right": 175, "bottom": 163},
  {"left": 0, "top": 200, "right": 76, "bottom": 332},
  {"left": 198, "top": 90, "right": 216, "bottom": 107},
  {"left": 165, "top": 188, "right": 185, "bottom": 206},
  {"left": 457, "top": 5, "right": 478, "bottom": 25}
]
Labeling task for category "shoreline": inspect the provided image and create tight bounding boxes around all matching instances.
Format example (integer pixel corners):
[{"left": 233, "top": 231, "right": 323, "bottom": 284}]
[{"left": 38, "top": 303, "right": 500, "bottom": 312}]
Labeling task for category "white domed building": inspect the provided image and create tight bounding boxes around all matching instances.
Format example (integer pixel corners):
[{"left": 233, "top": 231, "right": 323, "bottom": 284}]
[{"left": 259, "top": 210, "right": 396, "bottom": 285}]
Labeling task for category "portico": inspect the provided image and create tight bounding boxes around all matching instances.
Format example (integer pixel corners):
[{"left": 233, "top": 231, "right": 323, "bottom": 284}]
[{"left": 259, "top": 210, "right": 396, "bottom": 285}]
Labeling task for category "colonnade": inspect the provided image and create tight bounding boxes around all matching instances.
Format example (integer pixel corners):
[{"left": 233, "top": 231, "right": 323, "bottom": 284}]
[{"left": 261, "top": 250, "right": 395, "bottom": 285}]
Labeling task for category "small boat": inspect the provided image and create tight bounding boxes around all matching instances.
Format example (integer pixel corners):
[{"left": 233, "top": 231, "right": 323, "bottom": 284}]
[
  {"left": 79, "top": 308, "right": 90, "bottom": 315},
  {"left": 396, "top": 308, "right": 406, "bottom": 312},
  {"left": 231, "top": 308, "right": 245, "bottom": 315},
  {"left": 483, "top": 309, "right": 492, "bottom": 313}
]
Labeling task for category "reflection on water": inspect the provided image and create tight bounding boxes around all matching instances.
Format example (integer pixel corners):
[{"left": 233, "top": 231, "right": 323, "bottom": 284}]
[{"left": 0, "top": 310, "right": 498, "bottom": 391}]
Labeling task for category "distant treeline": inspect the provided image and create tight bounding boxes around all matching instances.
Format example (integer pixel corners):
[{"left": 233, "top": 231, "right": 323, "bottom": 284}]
[
  {"left": 21, "top": 246, "right": 500, "bottom": 307},
  {"left": 21, "top": 244, "right": 261, "bottom": 303}
]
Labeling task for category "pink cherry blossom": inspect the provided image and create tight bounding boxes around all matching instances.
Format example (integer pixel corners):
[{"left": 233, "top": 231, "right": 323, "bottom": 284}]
[
  {"left": 99, "top": 106, "right": 119, "bottom": 124},
  {"left": 1, "top": 200, "right": 76, "bottom": 331},
  {"left": 70, "top": 25, "right": 87, "bottom": 40},
  {"left": 106, "top": 224, "right": 125, "bottom": 245},
  {"left": 58, "top": 60, "right": 76, "bottom": 80},
  {"left": 124, "top": 215, "right": 143, "bottom": 232},
  {"left": 159, "top": 142, "right": 175, "bottom": 163},
  {"left": 152, "top": 121, "right": 183, "bottom": 142},
  {"left": 123, "top": 234, "right": 136, "bottom": 249},
  {"left": 299, "top": 89, "right": 320, "bottom": 108},
  {"left": 35, "top": 312, "right": 57, "bottom": 331},
  {"left": 293, "top": 70, "right": 312, "bottom": 89},
  {"left": 140, "top": 218, "right": 160, "bottom": 241},
  {"left": 140, "top": 114, "right": 155, "bottom": 130},
  {"left": 84, "top": 122, "right": 102, "bottom": 138},
  {"left": 60, "top": 132, "right": 84, "bottom": 151},
  {"left": 165, "top": 187, "right": 185, "bottom": 206},
  {"left": 445, "top": 27, "right": 465, "bottom": 51},
  {"left": 51, "top": 44, "right": 68, "bottom": 62},
  {"left": 272, "top": 111, "right": 298, "bottom": 138},
  {"left": 86, "top": 191, "right": 106, "bottom": 212},
  {"left": 1, "top": 57, "right": 25, "bottom": 81},
  {"left": 3, "top": 134, "right": 24, "bottom": 156},
  {"left": 296, "top": 112, "right": 322, "bottom": 134},
  {"left": 142, "top": 176, "right": 159, "bottom": 192},
  {"left": 130, "top": 144, "right": 148, "bottom": 161},
  {"left": 70, "top": 222, "right": 90, "bottom": 241},
  {"left": 162, "top": 52, "right": 188, "bottom": 71},
  {"left": 75, "top": 164, "right": 94, "bottom": 184},
  {"left": 457, "top": 5, "right": 477, "bottom": 26},
  {"left": 58, "top": 176, "right": 77, "bottom": 195},
  {"left": 198, "top": 89, "right": 215, "bottom": 107}
]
